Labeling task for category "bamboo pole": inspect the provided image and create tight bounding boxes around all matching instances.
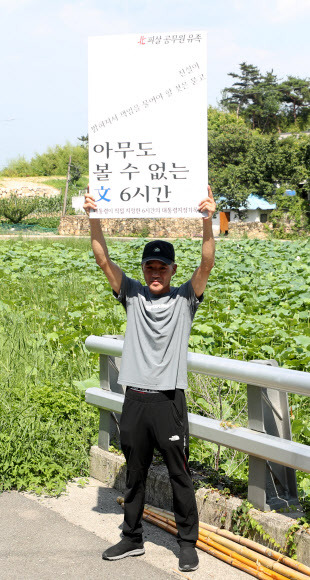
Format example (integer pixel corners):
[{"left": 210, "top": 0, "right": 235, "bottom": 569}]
[
  {"left": 198, "top": 522, "right": 310, "bottom": 578},
  {"left": 196, "top": 527, "right": 309, "bottom": 580},
  {"left": 142, "top": 507, "right": 309, "bottom": 580},
  {"left": 196, "top": 538, "right": 280, "bottom": 580},
  {"left": 141, "top": 502, "right": 310, "bottom": 578},
  {"left": 143, "top": 509, "right": 290, "bottom": 580},
  {"left": 116, "top": 498, "right": 310, "bottom": 580},
  {"left": 143, "top": 513, "right": 277, "bottom": 580},
  {"left": 200, "top": 534, "right": 291, "bottom": 580}
]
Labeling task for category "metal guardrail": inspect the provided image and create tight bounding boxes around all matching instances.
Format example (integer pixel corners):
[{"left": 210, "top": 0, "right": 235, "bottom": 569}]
[
  {"left": 85, "top": 387, "right": 310, "bottom": 472},
  {"left": 85, "top": 335, "right": 310, "bottom": 396},
  {"left": 85, "top": 335, "right": 310, "bottom": 511}
]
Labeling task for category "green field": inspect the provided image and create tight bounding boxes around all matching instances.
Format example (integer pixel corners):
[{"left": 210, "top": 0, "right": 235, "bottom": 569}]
[{"left": 0, "top": 237, "right": 309, "bottom": 498}]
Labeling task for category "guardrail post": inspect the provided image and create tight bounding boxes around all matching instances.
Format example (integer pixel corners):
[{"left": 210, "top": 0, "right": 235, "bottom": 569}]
[
  {"left": 98, "top": 353, "right": 110, "bottom": 450},
  {"left": 247, "top": 359, "right": 300, "bottom": 511},
  {"left": 98, "top": 336, "right": 124, "bottom": 451}
]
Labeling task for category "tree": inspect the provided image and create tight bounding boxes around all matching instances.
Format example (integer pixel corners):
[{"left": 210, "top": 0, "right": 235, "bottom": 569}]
[
  {"left": 221, "top": 62, "right": 261, "bottom": 122},
  {"left": 69, "top": 163, "right": 82, "bottom": 185},
  {"left": 278, "top": 76, "right": 310, "bottom": 125},
  {"left": 269, "top": 186, "right": 310, "bottom": 234},
  {"left": 208, "top": 107, "right": 254, "bottom": 212},
  {"left": 221, "top": 64, "right": 310, "bottom": 132},
  {"left": 221, "top": 64, "right": 283, "bottom": 132},
  {"left": 0, "top": 195, "right": 37, "bottom": 223},
  {"left": 78, "top": 134, "right": 88, "bottom": 149},
  {"left": 241, "top": 134, "right": 279, "bottom": 199},
  {"left": 254, "top": 70, "right": 282, "bottom": 132},
  {"left": 273, "top": 135, "right": 310, "bottom": 189}
]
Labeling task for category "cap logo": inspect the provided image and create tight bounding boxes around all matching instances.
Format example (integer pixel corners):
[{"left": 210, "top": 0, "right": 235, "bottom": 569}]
[{"left": 154, "top": 247, "right": 160, "bottom": 252}]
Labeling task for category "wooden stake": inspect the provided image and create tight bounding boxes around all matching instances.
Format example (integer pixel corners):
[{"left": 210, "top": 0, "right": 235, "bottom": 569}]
[{"left": 62, "top": 155, "right": 71, "bottom": 217}]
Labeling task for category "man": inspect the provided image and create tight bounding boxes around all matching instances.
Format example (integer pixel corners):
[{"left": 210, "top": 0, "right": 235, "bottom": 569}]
[{"left": 83, "top": 187, "right": 216, "bottom": 572}]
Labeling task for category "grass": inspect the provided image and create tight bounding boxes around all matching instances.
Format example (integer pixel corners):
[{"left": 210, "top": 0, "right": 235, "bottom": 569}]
[
  {"left": 0, "top": 238, "right": 127, "bottom": 494},
  {"left": 42, "top": 176, "right": 88, "bottom": 191},
  {"left": 0, "top": 273, "right": 100, "bottom": 494}
]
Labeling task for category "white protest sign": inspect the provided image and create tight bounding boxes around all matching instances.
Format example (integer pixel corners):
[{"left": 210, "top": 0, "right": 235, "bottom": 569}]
[{"left": 88, "top": 31, "right": 207, "bottom": 219}]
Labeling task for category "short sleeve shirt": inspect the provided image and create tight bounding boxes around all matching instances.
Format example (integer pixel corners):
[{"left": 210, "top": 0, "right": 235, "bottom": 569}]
[{"left": 113, "top": 273, "right": 203, "bottom": 390}]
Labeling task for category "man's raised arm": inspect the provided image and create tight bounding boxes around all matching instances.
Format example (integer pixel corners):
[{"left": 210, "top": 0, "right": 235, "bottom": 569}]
[
  {"left": 83, "top": 192, "right": 123, "bottom": 294},
  {"left": 191, "top": 185, "right": 216, "bottom": 298}
]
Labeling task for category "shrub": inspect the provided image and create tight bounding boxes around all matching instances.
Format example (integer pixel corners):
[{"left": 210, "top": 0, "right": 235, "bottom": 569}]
[
  {"left": 1, "top": 143, "right": 89, "bottom": 177},
  {"left": 0, "top": 195, "right": 37, "bottom": 224},
  {"left": 269, "top": 189, "right": 310, "bottom": 238},
  {"left": 23, "top": 217, "right": 61, "bottom": 229},
  {"left": 0, "top": 156, "right": 32, "bottom": 177},
  {"left": 30, "top": 196, "right": 63, "bottom": 214}
]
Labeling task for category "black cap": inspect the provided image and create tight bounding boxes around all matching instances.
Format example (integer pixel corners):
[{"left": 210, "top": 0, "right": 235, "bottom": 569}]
[{"left": 141, "top": 240, "right": 175, "bottom": 265}]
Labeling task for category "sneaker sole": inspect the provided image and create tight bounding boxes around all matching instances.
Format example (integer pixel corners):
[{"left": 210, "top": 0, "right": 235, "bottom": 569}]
[
  {"left": 178, "top": 564, "right": 199, "bottom": 572},
  {"left": 102, "top": 548, "right": 145, "bottom": 561}
]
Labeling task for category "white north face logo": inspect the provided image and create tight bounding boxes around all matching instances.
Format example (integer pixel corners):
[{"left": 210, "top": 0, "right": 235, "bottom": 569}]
[
  {"left": 169, "top": 435, "right": 180, "bottom": 441},
  {"left": 154, "top": 247, "right": 160, "bottom": 252}
]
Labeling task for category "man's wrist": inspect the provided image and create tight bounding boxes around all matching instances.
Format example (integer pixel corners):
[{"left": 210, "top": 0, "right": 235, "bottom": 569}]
[{"left": 202, "top": 217, "right": 213, "bottom": 228}]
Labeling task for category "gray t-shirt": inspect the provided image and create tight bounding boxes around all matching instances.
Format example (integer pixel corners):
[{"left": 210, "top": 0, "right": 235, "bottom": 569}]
[{"left": 113, "top": 273, "right": 203, "bottom": 390}]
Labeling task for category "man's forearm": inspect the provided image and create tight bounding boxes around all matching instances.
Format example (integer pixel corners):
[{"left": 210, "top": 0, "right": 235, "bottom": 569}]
[
  {"left": 89, "top": 218, "right": 123, "bottom": 293},
  {"left": 89, "top": 218, "right": 110, "bottom": 268},
  {"left": 191, "top": 218, "right": 215, "bottom": 297},
  {"left": 201, "top": 218, "right": 215, "bottom": 272},
  {"left": 191, "top": 186, "right": 216, "bottom": 297}
]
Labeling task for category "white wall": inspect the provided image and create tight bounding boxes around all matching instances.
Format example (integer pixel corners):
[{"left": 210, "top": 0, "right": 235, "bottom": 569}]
[
  {"left": 230, "top": 209, "right": 261, "bottom": 223},
  {"left": 72, "top": 196, "right": 85, "bottom": 214},
  {"left": 212, "top": 210, "right": 259, "bottom": 224}
]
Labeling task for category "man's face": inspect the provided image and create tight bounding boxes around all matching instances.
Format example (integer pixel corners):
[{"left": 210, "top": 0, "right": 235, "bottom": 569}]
[{"left": 142, "top": 260, "right": 177, "bottom": 295}]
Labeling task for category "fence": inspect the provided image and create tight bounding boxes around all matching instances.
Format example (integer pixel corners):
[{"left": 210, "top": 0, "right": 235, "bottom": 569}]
[{"left": 84, "top": 335, "right": 310, "bottom": 511}]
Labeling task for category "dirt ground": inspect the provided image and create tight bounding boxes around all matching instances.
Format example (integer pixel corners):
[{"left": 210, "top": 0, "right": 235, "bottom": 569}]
[
  {"left": 0, "top": 176, "right": 65, "bottom": 197},
  {"left": 0, "top": 176, "right": 66, "bottom": 184}
]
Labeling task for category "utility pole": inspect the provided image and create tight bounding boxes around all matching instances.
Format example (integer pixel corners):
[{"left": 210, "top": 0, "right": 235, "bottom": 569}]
[{"left": 62, "top": 156, "right": 72, "bottom": 217}]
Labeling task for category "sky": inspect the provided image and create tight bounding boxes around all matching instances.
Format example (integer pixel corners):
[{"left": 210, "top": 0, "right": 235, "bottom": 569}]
[{"left": 1, "top": 0, "right": 310, "bottom": 169}]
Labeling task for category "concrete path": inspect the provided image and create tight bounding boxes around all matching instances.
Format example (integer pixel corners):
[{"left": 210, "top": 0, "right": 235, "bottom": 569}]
[{"left": 0, "top": 478, "right": 251, "bottom": 580}]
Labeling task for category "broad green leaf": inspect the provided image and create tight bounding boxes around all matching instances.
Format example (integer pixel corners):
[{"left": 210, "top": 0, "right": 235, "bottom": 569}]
[{"left": 294, "top": 336, "right": 310, "bottom": 348}]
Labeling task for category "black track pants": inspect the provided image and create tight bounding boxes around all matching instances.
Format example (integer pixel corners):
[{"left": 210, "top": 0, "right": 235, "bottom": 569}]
[{"left": 120, "top": 387, "right": 199, "bottom": 547}]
